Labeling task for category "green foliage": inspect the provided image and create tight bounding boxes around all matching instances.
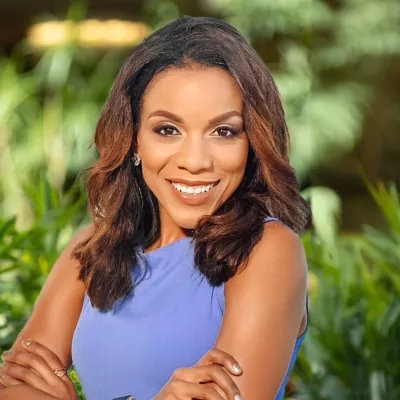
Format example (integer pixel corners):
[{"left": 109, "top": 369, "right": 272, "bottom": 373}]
[
  {"left": 0, "top": 41, "right": 127, "bottom": 226},
  {"left": 0, "top": 175, "right": 88, "bottom": 349},
  {"left": 295, "top": 183, "right": 400, "bottom": 399},
  {"left": 69, "top": 369, "right": 85, "bottom": 399},
  {"left": 207, "top": 0, "right": 332, "bottom": 37}
]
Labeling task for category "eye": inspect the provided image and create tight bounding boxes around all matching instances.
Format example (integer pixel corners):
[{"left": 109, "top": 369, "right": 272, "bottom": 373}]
[
  {"left": 212, "top": 126, "right": 240, "bottom": 138},
  {"left": 154, "top": 124, "right": 180, "bottom": 136}
]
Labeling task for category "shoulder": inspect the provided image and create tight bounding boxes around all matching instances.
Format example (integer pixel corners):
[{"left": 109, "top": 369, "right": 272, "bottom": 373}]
[
  {"left": 225, "top": 221, "right": 307, "bottom": 305},
  {"left": 255, "top": 220, "right": 305, "bottom": 260},
  {"left": 251, "top": 220, "right": 307, "bottom": 280},
  {"left": 37, "top": 223, "right": 94, "bottom": 302},
  {"left": 69, "top": 224, "right": 94, "bottom": 248}
]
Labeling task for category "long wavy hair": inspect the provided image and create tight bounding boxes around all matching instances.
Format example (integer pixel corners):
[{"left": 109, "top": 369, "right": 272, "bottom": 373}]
[{"left": 73, "top": 16, "right": 310, "bottom": 310}]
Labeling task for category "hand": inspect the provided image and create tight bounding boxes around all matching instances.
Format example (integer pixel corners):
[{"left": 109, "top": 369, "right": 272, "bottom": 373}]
[
  {"left": 154, "top": 348, "right": 243, "bottom": 400},
  {"left": 0, "top": 339, "right": 78, "bottom": 400}
]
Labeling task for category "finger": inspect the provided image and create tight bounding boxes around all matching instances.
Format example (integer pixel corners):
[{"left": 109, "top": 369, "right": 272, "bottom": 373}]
[
  {"left": 180, "top": 381, "right": 224, "bottom": 400},
  {"left": 0, "top": 368, "right": 23, "bottom": 387},
  {"left": 20, "top": 339, "right": 68, "bottom": 383},
  {"left": 198, "top": 349, "right": 242, "bottom": 376},
  {"left": 174, "top": 365, "right": 242, "bottom": 400},
  {"left": 198, "top": 365, "right": 241, "bottom": 400},
  {"left": 0, "top": 362, "right": 50, "bottom": 393},
  {"left": 2, "top": 348, "right": 62, "bottom": 386},
  {"left": 21, "top": 339, "right": 65, "bottom": 370}
]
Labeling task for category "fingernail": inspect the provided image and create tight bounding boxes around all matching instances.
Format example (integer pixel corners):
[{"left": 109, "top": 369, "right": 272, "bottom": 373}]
[
  {"left": 22, "top": 339, "right": 32, "bottom": 346},
  {"left": 0, "top": 364, "right": 7, "bottom": 370},
  {"left": 232, "top": 363, "right": 242, "bottom": 373},
  {"left": 0, "top": 372, "right": 5, "bottom": 379},
  {"left": 1, "top": 350, "right": 11, "bottom": 357},
  {"left": 234, "top": 394, "right": 243, "bottom": 400}
]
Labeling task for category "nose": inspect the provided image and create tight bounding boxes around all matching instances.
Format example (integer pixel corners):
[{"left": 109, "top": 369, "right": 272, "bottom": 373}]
[{"left": 175, "top": 135, "right": 213, "bottom": 173}]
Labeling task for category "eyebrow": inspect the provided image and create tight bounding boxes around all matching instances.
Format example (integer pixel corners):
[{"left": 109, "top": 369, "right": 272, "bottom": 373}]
[{"left": 147, "top": 110, "right": 243, "bottom": 125}]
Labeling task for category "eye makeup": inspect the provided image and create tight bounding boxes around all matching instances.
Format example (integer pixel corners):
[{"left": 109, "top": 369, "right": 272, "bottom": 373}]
[
  {"left": 153, "top": 123, "right": 180, "bottom": 136},
  {"left": 152, "top": 123, "right": 242, "bottom": 138}
]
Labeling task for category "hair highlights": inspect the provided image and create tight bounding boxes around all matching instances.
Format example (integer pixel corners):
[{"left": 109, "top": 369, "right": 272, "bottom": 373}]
[{"left": 72, "top": 16, "right": 310, "bottom": 310}]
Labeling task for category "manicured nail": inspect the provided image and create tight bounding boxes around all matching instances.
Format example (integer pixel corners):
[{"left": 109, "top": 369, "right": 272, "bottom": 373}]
[
  {"left": 234, "top": 394, "right": 243, "bottom": 400},
  {"left": 1, "top": 350, "right": 11, "bottom": 357},
  {"left": 22, "top": 339, "right": 32, "bottom": 346},
  {"left": 232, "top": 363, "right": 242, "bottom": 374}
]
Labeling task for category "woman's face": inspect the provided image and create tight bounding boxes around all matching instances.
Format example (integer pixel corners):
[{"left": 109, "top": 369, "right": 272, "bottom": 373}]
[{"left": 137, "top": 67, "right": 249, "bottom": 229}]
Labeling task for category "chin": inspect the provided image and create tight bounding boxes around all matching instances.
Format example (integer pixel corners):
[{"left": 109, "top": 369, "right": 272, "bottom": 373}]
[{"left": 169, "top": 208, "right": 210, "bottom": 230}]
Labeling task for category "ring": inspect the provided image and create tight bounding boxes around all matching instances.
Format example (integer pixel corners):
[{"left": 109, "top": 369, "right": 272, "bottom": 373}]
[{"left": 53, "top": 368, "right": 67, "bottom": 378}]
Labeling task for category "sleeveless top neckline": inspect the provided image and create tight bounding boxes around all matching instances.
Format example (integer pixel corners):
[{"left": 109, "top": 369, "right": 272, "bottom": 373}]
[
  {"left": 142, "top": 236, "right": 190, "bottom": 257},
  {"left": 71, "top": 217, "right": 308, "bottom": 400}
]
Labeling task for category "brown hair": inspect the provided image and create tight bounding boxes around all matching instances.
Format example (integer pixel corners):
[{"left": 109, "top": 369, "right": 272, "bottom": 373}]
[{"left": 73, "top": 16, "right": 310, "bottom": 310}]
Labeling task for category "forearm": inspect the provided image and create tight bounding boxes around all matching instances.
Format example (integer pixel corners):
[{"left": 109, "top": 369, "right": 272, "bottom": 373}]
[{"left": 0, "top": 386, "right": 59, "bottom": 399}]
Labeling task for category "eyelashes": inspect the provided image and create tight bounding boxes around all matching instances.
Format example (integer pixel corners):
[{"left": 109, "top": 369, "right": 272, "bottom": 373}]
[
  {"left": 153, "top": 123, "right": 241, "bottom": 138},
  {"left": 154, "top": 124, "right": 179, "bottom": 136},
  {"left": 215, "top": 126, "right": 240, "bottom": 138}
]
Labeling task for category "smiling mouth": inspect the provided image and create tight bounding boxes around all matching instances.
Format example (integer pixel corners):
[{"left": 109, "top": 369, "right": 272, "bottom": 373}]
[{"left": 168, "top": 180, "right": 220, "bottom": 195}]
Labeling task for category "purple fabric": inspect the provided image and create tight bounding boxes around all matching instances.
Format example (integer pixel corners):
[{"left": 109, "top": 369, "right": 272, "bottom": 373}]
[{"left": 71, "top": 217, "right": 307, "bottom": 399}]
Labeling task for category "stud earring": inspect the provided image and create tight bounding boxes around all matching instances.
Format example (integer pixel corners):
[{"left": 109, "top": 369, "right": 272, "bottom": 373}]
[{"left": 132, "top": 153, "right": 141, "bottom": 167}]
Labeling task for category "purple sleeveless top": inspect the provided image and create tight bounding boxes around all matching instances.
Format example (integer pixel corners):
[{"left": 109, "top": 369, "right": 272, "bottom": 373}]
[{"left": 71, "top": 217, "right": 308, "bottom": 399}]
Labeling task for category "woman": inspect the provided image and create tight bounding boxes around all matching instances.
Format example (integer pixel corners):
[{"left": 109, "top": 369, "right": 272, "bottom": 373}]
[{"left": 0, "top": 16, "right": 310, "bottom": 400}]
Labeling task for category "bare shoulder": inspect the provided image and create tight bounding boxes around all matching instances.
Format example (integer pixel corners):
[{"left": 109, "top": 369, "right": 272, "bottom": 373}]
[
  {"left": 251, "top": 220, "right": 307, "bottom": 278},
  {"left": 42, "top": 223, "right": 93, "bottom": 289},
  {"left": 11, "top": 224, "right": 94, "bottom": 367},
  {"left": 225, "top": 221, "right": 307, "bottom": 304},
  {"left": 68, "top": 224, "right": 94, "bottom": 247}
]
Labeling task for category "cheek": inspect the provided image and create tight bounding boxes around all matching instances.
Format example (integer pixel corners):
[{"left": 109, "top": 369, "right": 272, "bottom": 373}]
[
  {"left": 216, "top": 140, "right": 249, "bottom": 178},
  {"left": 137, "top": 138, "right": 168, "bottom": 194},
  {"left": 138, "top": 132, "right": 171, "bottom": 174}
]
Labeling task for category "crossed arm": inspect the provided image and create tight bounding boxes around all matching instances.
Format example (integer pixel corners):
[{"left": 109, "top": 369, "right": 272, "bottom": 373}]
[{"left": 0, "top": 221, "right": 308, "bottom": 399}]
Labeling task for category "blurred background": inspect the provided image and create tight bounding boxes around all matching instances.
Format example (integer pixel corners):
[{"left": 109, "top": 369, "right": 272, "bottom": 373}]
[{"left": 0, "top": 0, "right": 399, "bottom": 399}]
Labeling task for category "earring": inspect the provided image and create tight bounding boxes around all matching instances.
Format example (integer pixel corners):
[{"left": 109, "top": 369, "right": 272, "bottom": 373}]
[{"left": 133, "top": 153, "right": 141, "bottom": 167}]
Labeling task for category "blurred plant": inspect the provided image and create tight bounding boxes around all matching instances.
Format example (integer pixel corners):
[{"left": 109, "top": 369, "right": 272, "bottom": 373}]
[
  {"left": 0, "top": 174, "right": 88, "bottom": 349},
  {"left": 69, "top": 369, "right": 85, "bottom": 399},
  {"left": 294, "top": 182, "right": 400, "bottom": 399},
  {"left": 0, "top": 5, "right": 130, "bottom": 227}
]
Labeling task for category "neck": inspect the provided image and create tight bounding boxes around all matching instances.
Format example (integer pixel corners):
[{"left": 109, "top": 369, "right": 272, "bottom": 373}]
[{"left": 145, "top": 204, "right": 190, "bottom": 253}]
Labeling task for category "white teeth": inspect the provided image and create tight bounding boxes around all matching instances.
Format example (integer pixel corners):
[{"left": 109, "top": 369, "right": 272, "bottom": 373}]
[{"left": 171, "top": 182, "right": 216, "bottom": 195}]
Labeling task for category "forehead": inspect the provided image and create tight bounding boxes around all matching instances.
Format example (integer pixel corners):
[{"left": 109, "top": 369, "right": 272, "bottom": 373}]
[{"left": 141, "top": 66, "right": 244, "bottom": 116}]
